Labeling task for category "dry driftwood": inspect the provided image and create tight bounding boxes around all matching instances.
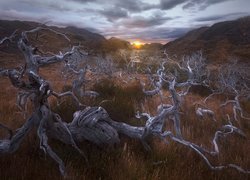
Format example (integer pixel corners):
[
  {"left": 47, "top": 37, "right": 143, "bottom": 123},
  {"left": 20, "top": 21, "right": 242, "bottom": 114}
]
[{"left": 0, "top": 29, "right": 249, "bottom": 176}]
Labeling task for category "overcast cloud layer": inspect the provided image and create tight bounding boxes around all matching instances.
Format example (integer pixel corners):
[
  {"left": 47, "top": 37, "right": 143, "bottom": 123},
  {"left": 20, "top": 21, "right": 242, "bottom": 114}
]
[{"left": 0, "top": 0, "right": 249, "bottom": 43}]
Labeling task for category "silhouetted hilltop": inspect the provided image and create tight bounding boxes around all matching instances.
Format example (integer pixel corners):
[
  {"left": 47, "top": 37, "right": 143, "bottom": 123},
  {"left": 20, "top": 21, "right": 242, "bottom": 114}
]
[{"left": 103, "top": 37, "right": 132, "bottom": 52}]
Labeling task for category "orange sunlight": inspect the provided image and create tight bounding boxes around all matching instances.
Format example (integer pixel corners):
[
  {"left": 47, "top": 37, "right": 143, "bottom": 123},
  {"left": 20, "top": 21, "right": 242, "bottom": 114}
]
[{"left": 132, "top": 41, "right": 143, "bottom": 49}]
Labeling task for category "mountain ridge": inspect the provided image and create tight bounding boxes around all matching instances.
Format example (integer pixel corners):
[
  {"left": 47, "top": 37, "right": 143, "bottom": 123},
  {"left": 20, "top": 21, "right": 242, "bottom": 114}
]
[
  {"left": 0, "top": 20, "right": 132, "bottom": 54},
  {"left": 163, "top": 16, "right": 250, "bottom": 63},
  {"left": 1, "top": 17, "right": 250, "bottom": 63}
]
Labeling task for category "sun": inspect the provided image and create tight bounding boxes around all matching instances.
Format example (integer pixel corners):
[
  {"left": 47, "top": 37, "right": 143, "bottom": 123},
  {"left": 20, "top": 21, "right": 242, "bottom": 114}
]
[{"left": 132, "top": 41, "right": 143, "bottom": 49}]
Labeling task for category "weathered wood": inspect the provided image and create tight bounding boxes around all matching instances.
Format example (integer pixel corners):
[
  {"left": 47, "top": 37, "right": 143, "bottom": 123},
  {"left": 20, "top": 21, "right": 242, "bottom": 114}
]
[{"left": 0, "top": 28, "right": 249, "bottom": 176}]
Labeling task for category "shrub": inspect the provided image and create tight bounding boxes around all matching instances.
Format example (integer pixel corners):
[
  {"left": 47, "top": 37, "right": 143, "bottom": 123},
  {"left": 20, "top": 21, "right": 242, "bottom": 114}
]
[{"left": 93, "top": 79, "right": 145, "bottom": 122}]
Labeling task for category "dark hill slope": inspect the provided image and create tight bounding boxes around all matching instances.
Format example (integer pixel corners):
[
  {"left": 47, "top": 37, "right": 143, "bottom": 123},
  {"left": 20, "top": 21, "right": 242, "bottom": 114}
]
[
  {"left": 0, "top": 20, "right": 108, "bottom": 54},
  {"left": 0, "top": 20, "right": 134, "bottom": 56},
  {"left": 163, "top": 17, "right": 250, "bottom": 63}
]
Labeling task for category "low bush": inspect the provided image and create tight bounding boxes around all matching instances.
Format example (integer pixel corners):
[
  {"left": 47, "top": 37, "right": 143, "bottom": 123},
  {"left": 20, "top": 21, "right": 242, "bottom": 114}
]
[{"left": 93, "top": 79, "right": 144, "bottom": 122}]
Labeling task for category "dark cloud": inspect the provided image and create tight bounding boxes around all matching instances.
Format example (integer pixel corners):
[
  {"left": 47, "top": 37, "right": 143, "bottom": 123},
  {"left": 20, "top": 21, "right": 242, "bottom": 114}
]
[
  {"left": 114, "top": 0, "right": 156, "bottom": 12},
  {"left": 52, "top": 0, "right": 236, "bottom": 14},
  {"left": 47, "top": 3, "right": 72, "bottom": 11},
  {"left": 195, "top": 12, "right": 249, "bottom": 22},
  {"left": 182, "top": 0, "right": 233, "bottom": 10},
  {"left": 99, "top": 7, "right": 128, "bottom": 22},
  {"left": 195, "top": 15, "right": 228, "bottom": 22},
  {"left": 120, "top": 14, "right": 173, "bottom": 28},
  {"left": 69, "top": 0, "right": 97, "bottom": 2},
  {"left": 159, "top": 0, "right": 233, "bottom": 11},
  {"left": 160, "top": 0, "right": 187, "bottom": 10},
  {"left": 71, "top": 0, "right": 156, "bottom": 13},
  {"left": 0, "top": 9, "right": 51, "bottom": 23}
]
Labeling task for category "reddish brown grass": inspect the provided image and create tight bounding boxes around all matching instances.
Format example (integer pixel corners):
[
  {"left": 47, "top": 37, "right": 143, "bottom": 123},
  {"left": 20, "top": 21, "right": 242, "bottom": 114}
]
[{"left": 0, "top": 65, "right": 249, "bottom": 180}]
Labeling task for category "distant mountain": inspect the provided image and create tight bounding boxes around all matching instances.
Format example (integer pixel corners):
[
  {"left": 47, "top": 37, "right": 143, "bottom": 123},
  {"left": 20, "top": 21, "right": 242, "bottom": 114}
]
[
  {"left": 63, "top": 26, "right": 107, "bottom": 52},
  {"left": 163, "top": 16, "right": 250, "bottom": 63},
  {"left": 0, "top": 20, "right": 134, "bottom": 56},
  {"left": 103, "top": 37, "right": 132, "bottom": 52},
  {"left": 141, "top": 43, "right": 163, "bottom": 50},
  {"left": 0, "top": 20, "right": 108, "bottom": 54}
]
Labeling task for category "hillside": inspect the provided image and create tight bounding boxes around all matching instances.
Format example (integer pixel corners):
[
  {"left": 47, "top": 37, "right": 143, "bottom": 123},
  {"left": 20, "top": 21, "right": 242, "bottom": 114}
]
[
  {"left": 141, "top": 43, "right": 163, "bottom": 50},
  {"left": 0, "top": 20, "right": 133, "bottom": 57},
  {"left": 0, "top": 20, "right": 108, "bottom": 53},
  {"left": 163, "top": 16, "right": 250, "bottom": 63},
  {"left": 103, "top": 37, "right": 132, "bottom": 52}
]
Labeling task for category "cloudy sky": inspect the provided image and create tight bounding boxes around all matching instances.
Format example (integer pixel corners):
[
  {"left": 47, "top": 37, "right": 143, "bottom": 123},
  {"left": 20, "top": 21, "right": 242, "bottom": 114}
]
[{"left": 0, "top": 0, "right": 249, "bottom": 43}]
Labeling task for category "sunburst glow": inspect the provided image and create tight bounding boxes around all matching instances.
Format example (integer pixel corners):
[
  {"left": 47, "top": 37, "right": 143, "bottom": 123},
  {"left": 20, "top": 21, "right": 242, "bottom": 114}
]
[{"left": 132, "top": 41, "right": 143, "bottom": 49}]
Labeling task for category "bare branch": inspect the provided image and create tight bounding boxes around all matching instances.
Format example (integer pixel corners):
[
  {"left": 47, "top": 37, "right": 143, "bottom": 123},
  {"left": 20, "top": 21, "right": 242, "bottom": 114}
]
[
  {"left": 0, "top": 114, "right": 37, "bottom": 154},
  {"left": 0, "top": 30, "right": 17, "bottom": 45},
  {"left": 196, "top": 107, "right": 216, "bottom": 121},
  {"left": 22, "top": 27, "right": 70, "bottom": 42},
  {"left": 1, "top": 25, "right": 249, "bottom": 177}
]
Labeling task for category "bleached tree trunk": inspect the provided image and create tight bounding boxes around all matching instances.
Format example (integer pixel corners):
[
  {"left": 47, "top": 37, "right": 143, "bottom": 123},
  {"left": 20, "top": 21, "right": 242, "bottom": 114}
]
[{"left": 0, "top": 30, "right": 249, "bottom": 177}]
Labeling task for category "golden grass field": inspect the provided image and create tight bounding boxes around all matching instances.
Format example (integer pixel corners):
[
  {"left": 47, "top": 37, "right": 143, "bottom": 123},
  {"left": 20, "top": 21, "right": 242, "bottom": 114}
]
[{"left": 0, "top": 60, "right": 250, "bottom": 180}]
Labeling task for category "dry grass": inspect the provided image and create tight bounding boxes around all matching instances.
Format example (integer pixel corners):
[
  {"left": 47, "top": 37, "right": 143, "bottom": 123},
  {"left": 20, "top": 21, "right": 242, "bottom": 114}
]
[{"left": 0, "top": 64, "right": 249, "bottom": 180}]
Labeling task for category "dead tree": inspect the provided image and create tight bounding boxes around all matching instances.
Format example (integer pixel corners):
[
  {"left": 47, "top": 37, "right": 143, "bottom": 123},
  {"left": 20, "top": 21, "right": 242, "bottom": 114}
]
[
  {"left": 204, "top": 60, "right": 250, "bottom": 121},
  {"left": 196, "top": 107, "right": 216, "bottom": 121},
  {"left": 135, "top": 52, "right": 249, "bottom": 172},
  {"left": 0, "top": 28, "right": 91, "bottom": 175},
  {"left": 0, "top": 30, "right": 17, "bottom": 45},
  {"left": 95, "top": 55, "right": 116, "bottom": 78},
  {"left": 0, "top": 29, "right": 249, "bottom": 177},
  {"left": 219, "top": 61, "right": 250, "bottom": 121}
]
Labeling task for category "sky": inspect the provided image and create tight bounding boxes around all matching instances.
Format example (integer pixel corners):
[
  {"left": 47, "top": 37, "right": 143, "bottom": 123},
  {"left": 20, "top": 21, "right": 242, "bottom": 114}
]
[{"left": 0, "top": 0, "right": 249, "bottom": 43}]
